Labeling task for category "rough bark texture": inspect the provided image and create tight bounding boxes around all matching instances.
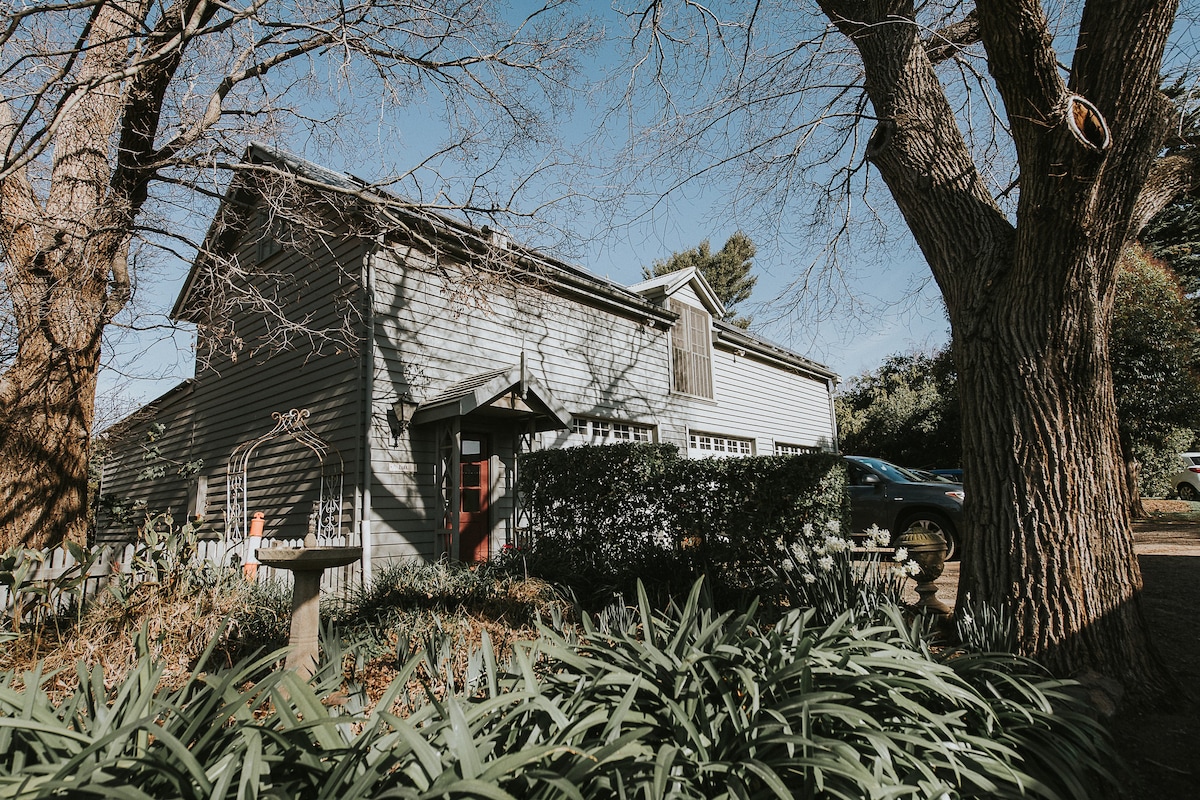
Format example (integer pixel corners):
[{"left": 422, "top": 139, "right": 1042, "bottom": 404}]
[
  {"left": 0, "top": 0, "right": 143, "bottom": 550},
  {"left": 817, "top": 0, "right": 1183, "bottom": 695}
]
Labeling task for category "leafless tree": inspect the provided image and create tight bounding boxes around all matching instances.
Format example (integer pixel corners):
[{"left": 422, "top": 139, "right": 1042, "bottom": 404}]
[
  {"left": 611, "top": 0, "right": 1199, "bottom": 698},
  {"left": 0, "top": 0, "right": 595, "bottom": 551}
]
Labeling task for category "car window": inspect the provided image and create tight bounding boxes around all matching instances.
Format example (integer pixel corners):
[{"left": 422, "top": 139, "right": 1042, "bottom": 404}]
[
  {"left": 847, "top": 457, "right": 927, "bottom": 484},
  {"left": 866, "top": 459, "right": 923, "bottom": 483},
  {"left": 847, "top": 463, "right": 873, "bottom": 486}
]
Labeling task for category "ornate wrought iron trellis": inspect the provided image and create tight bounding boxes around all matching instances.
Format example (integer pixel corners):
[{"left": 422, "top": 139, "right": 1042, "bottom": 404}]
[{"left": 226, "top": 409, "right": 344, "bottom": 543}]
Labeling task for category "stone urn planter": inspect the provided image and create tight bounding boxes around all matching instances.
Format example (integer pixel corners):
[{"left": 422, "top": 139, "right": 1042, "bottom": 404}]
[{"left": 895, "top": 528, "right": 952, "bottom": 618}]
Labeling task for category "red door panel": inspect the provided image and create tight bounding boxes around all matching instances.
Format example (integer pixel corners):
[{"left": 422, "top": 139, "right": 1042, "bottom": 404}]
[{"left": 459, "top": 435, "right": 489, "bottom": 562}]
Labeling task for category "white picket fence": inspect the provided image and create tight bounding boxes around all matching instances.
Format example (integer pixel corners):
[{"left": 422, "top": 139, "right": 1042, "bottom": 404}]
[{"left": 1, "top": 536, "right": 357, "bottom": 618}]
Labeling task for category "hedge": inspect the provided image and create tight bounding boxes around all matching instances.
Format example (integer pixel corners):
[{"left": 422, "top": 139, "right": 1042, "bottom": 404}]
[{"left": 516, "top": 443, "right": 847, "bottom": 606}]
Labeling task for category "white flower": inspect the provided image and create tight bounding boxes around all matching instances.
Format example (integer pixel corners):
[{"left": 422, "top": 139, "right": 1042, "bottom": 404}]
[
  {"left": 802, "top": 523, "right": 815, "bottom": 537},
  {"left": 817, "top": 554, "right": 835, "bottom": 572},
  {"left": 866, "top": 526, "right": 891, "bottom": 547},
  {"left": 893, "top": 547, "right": 909, "bottom": 563},
  {"left": 905, "top": 560, "right": 921, "bottom": 576},
  {"left": 802, "top": 572, "right": 817, "bottom": 584},
  {"left": 782, "top": 558, "right": 795, "bottom": 572},
  {"left": 825, "top": 536, "right": 850, "bottom": 554},
  {"left": 791, "top": 547, "right": 810, "bottom": 565},
  {"left": 825, "top": 519, "right": 841, "bottom": 533}
]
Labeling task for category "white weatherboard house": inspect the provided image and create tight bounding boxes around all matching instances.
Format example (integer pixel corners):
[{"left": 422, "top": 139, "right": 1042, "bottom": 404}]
[{"left": 99, "top": 145, "right": 839, "bottom": 582}]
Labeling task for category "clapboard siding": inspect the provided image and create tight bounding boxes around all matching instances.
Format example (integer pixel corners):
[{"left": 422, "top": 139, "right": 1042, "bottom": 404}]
[
  {"left": 374, "top": 250, "right": 670, "bottom": 420},
  {"left": 98, "top": 381, "right": 199, "bottom": 540},
  {"left": 101, "top": 207, "right": 370, "bottom": 552},
  {"left": 100, "top": 149, "right": 839, "bottom": 587},
  {"left": 187, "top": 215, "right": 368, "bottom": 543},
  {"left": 697, "top": 345, "right": 836, "bottom": 451}
]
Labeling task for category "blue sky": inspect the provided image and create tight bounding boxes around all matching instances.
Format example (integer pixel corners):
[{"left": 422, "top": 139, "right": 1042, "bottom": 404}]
[{"left": 110, "top": 0, "right": 1188, "bottom": 418}]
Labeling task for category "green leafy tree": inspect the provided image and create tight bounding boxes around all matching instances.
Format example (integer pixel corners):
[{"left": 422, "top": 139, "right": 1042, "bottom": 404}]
[
  {"left": 1111, "top": 245, "right": 1200, "bottom": 509},
  {"left": 841, "top": 248, "right": 1200, "bottom": 513},
  {"left": 836, "top": 348, "right": 959, "bottom": 469},
  {"left": 643, "top": 232, "right": 757, "bottom": 327},
  {"left": 1142, "top": 195, "right": 1200, "bottom": 298}
]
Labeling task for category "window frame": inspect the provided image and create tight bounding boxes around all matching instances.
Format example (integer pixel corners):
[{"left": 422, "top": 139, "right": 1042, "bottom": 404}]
[
  {"left": 570, "top": 416, "right": 654, "bottom": 444},
  {"left": 669, "top": 299, "right": 714, "bottom": 399},
  {"left": 688, "top": 431, "right": 754, "bottom": 457}
]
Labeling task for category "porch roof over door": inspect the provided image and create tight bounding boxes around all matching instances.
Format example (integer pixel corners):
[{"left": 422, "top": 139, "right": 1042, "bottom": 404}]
[{"left": 409, "top": 363, "right": 572, "bottom": 432}]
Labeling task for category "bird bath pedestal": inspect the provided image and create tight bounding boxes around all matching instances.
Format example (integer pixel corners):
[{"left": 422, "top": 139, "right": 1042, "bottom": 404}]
[{"left": 256, "top": 534, "right": 362, "bottom": 680}]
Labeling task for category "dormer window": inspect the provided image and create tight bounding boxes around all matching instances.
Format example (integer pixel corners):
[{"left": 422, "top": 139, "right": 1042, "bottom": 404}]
[{"left": 669, "top": 299, "right": 713, "bottom": 398}]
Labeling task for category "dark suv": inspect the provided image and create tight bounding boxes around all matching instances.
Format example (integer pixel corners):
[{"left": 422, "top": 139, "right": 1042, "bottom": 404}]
[{"left": 844, "top": 456, "right": 965, "bottom": 559}]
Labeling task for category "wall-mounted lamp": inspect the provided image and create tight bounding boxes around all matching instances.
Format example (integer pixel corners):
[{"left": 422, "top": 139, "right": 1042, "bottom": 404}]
[{"left": 389, "top": 393, "right": 421, "bottom": 441}]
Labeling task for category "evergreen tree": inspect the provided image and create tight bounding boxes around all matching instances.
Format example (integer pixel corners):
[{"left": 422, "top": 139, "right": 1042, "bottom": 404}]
[
  {"left": 1142, "top": 196, "right": 1200, "bottom": 297},
  {"left": 1111, "top": 245, "right": 1200, "bottom": 506},
  {"left": 643, "top": 233, "right": 757, "bottom": 327}
]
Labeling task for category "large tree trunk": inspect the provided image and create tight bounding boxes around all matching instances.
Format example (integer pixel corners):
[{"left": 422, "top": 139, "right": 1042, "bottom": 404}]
[
  {"left": 0, "top": 0, "right": 140, "bottom": 551},
  {"left": 953, "top": 266, "right": 1167, "bottom": 687},
  {"left": 818, "top": 0, "right": 1180, "bottom": 697},
  {"left": 0, "top": 278, "right": 107, "bottom": 550}
]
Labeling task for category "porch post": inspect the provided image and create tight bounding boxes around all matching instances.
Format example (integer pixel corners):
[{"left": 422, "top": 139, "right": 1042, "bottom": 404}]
[{"left": 448, "top": 419, "right": 462, "bottom": 562}]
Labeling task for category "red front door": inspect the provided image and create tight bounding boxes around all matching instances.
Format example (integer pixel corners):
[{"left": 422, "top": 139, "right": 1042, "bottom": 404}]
[{"left": 458, "top": 435, "right": 490, "bottom": 562}]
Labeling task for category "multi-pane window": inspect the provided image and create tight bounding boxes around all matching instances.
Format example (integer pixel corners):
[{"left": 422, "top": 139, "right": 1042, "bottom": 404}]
[
  {"left": 689, "top": 432, "right": 754, "bottom": 457},
  {"left": 571, "top": 416, "right": 653, "bottom": 444},
  {"left": 669, "top": 299, "right": 714, "bottom": 398},
  {"left": 775, "top": 443, "right": 822, "bottom": 455}
]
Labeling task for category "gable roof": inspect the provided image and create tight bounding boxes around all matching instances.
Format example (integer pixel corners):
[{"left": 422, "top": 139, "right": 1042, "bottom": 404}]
[
  {"left": 170, "top": 143, "right": 836, "bottom": 382},
  {"left": 411, "top": 362, "right": 572, "bottom": 432},
  {"left": 627, "top": 266, "right": 726, "bottom": 317},
  {"left": 171, "top": 143, "right": 677, "bottom": 331}
]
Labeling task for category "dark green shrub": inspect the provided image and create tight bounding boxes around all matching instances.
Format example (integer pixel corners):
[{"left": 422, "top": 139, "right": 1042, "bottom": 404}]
[
  {"left": 518, "top": 442, "right": 687, "bottom": 605},
  {"left": 517, "top": 444, "right": 846, "bottom": 608},
  {"left": 665, "top": 453, "right": 847, "bottom": 605}
]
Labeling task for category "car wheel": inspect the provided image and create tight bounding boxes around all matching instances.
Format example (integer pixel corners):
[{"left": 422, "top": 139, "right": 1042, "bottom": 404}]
[
  {"left": 1178, "top": 483, "right": 1200, "bottom": 502},
  {"left": 897, "top": 512, "right": 958, "bottom": 560}
]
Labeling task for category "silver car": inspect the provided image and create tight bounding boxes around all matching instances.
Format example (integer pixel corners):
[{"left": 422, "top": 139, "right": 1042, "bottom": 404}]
[{"left": 1171, "top": 452, "right": 1200, "bottom": 501}]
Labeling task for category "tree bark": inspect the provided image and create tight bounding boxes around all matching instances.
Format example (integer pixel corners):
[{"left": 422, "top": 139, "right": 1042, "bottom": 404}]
[
  {"left": 0, "top": 0, "right": 142, "bottom": 550},
  {"left": 0, "top": 272, "right": 108, "bottom": 550},
  {"left": 818, "top": 0, "right": 1179, "bottom": 696}
]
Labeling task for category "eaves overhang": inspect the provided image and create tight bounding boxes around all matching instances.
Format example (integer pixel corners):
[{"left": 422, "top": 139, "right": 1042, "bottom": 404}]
[
  {"left": 410, "top": 365, "right": 572, "bottom": 432},
  {"left": 713, "top": 322, "right": 838, "bottom": 383}
]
